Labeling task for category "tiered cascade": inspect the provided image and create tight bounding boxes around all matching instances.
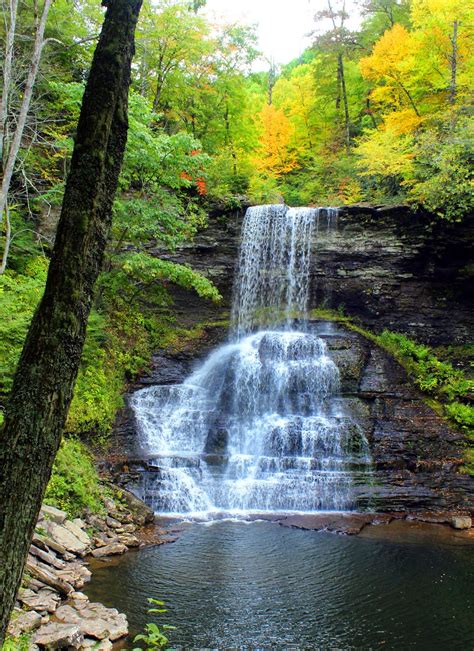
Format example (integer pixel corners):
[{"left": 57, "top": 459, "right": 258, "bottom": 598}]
[{"left": 131, "top": 205, "right": 371, "bottom": 515}]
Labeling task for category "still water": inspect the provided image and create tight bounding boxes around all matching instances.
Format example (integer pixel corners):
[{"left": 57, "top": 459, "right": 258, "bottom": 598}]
[{"left": 86, "top": 520, "right": 474, "bottom": 650}]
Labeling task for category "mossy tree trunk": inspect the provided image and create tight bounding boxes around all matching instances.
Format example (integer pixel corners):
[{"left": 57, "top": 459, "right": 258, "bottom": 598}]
[{"left": 0, "top": 0, "right": 142, "bottom": 641}]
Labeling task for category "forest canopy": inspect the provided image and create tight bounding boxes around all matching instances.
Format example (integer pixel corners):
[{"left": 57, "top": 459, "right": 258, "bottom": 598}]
[{"left": 0, "top": 0, "right": 473, "bottom": 437}]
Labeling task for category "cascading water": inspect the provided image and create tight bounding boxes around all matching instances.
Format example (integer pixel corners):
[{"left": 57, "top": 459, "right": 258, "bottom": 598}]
[{"left": 131, "top": 205, "right": 371, "bottom": 516}]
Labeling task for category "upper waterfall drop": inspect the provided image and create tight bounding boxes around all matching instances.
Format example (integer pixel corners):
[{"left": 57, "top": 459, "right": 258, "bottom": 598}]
[
  {"left": 231, "top": 205, "right": 337, "bottom": 338},
  {"left": 131, "top": 205, "right": 371, "bottom": 516}
]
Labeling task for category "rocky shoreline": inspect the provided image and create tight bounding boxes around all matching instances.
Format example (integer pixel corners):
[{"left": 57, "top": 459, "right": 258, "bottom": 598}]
[{"left": 7, "top": 490, "right": 157, "bottom": 650}]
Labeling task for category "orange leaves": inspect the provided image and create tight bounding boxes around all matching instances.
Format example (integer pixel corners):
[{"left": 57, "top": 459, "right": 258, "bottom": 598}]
[{"left": 254, "top": 104, "right": 298, "bottom": 177}]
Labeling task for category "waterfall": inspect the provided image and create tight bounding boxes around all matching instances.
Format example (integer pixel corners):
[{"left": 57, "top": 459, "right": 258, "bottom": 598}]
[{"left": 131, "top": 205, "right": 371, "bottom": 516}]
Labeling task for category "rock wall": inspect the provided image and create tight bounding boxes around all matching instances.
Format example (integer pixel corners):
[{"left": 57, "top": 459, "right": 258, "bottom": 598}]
[
  {"left": 109, "top": 319, "right": 472, "bottom": 515},
  {"left": 158, "top": 204, "right": 473, "bottom": 345}
]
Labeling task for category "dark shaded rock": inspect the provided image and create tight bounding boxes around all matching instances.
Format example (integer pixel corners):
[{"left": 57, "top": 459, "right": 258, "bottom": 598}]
[
  {"left": 113, "top": 486, "right": 155, "bottom": 525},
  {"left": 204, "top": 426, "right": 229, "bottom": 454},
  {"left": 157, "top": 204, "right": 473, "bottom": 346}
]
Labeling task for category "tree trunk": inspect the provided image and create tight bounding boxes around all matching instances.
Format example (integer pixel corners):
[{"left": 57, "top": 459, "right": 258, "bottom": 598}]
[
  {"left": 0, "top": 0, "right": 52, "bottom": 233},
  {"left": 0, "top": 0, "right": 142, "bottom": 641},
  {"left": 338, "top": 53, "right": 350, "bottom": 154},
  {"left": 0, "top": 0, "right": 19, "bottom": 175},
  {"left": 0, "top": 203, "right": 11, "bottom": 275},
  {"left": 450, "top": 19, "right": 458, "bottom": 106}
]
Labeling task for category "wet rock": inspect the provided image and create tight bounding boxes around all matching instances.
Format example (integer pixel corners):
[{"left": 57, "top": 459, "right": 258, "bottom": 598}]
[
  {"left": 114, "top": 487, "right": 155, "bottom": 525},
  {"left": 90, "top": 542, "right": 127, "bottom": 557},
  {"left": 118, "top": 533, "right": 140, "bottom": 547},
  {"left": 278, "top": 512, "right": 392, "bottom": 535},
  {"left": 106, "top": 516, "right": 122, "bottom": 529},
  {"left": 40, "top": 505, "right": 67, "bottom": 524},
  {"left": 80, "top": 639, "right": 113, "bottom": 650},
  {"left": 451, "top": 516, "right": 472, "bottom": 530},
  {"left": 33, "top": 622, "right": 84, "bottom": 648}
]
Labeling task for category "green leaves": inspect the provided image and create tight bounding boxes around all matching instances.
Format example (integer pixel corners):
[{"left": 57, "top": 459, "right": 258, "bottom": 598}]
[
  {"left": 132, "top": 597, "right": 176, "bottom": 650},
  {"left": 119, "top": 253, "right": 222, "bottom": 304},
  {"left": 377, "top": 330, "right": 474, "bottom": 443}
]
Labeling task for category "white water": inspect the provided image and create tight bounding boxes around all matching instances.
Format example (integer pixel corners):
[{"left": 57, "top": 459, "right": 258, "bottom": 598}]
[{"left": 131, "top": 205, "right": 371, "bottom": 516}]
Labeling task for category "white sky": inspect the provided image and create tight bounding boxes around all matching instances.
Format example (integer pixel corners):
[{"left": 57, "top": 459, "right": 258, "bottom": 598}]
[{"left": 203, "top": 0, "right": 362, "bottom": 71}]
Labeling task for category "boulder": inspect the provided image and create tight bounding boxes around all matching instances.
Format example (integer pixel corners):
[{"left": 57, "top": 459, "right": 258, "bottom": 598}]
[
  {"left": 55, "top": 603, "right": 128, "bottom": 641},
  {"left": 26, "top": 558, "right": 74, "bottom": 596},
  {"left": 90, "top": 542, "right": 127, "bottom": 558},
  {"left": 44, "top": 521, "right": 89, "bottom": 555},
  {"left": 29, "top": 544, "right": 66, "bottom": 570},
  {"left": 451, "top": 516, "right": 472, "bottom": 530},
  {"left": 33, "top": 622, "right": 84, "bottom": 648},
  {"left": 40, "top": 505, "right": 67, "bottom": 524},
  {"left": 68, "top": 591, "right": 90, "bottom": 611},
  {"left": 7, "top": 609, "right": 42, "bottom": 638},
  {"left": 114, "top": 487, "right": 155, "bottom": 525},
  {"left": 56, "top": 562, "right": 92, "bottom": 589},
  {"left": 32, "top": 531, "right": 67, "bottom": 557},
  {"left": 18, "top": 588, "right": 61, "bottom": 613},
  {"left": 64, "top": 520, "right": 92, "bottom": 547},
  {"left": 118, "top": 533, "right": 140, "bottom": 547}
]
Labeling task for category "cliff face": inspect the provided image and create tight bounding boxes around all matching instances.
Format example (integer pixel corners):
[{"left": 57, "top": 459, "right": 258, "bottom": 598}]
[
  {"left": 159, "top": 204, "right": 473, "bottom": 345},
  {"left": 110, "top": 319, "right": 472, "bottom": 515},
  {"left": 109, "top": 204, "right": 472, "bottom": 516}
]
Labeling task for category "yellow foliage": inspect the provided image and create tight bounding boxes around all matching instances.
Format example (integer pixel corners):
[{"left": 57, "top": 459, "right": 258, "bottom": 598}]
[
  {"left": 254, "top": 104, "right": 298, "bottom": 177},
  {"left": 360, "top": 24, "right": 418, "bottom": 83},
  {"left": 384, "top": 110, "right": 423, "bottom": 135},
  {"left": 355, "top": 126, "right": 414, "bottom": 178},
  {"left": 411, "top": 0, "right": 473, "bottom": 29},
  {"left": 272, "top": 64, "right": 317, "bottom": 155}
]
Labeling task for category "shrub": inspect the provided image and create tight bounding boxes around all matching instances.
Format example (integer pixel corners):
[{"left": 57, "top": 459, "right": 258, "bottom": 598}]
[{"left": 44, "top": 438, "right": 104, "bottom": 517}]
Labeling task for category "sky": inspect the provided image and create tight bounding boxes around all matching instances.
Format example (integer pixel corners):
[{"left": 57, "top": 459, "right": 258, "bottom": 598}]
[{"left": 203, "top": 0, "right": 361, "bottom": 71}]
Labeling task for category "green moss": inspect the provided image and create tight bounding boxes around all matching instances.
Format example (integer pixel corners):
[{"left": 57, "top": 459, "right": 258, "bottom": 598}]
[
  {"left": 44, "top": 437, "right": 104, "bottom": 517},
  {"left": 309, "top": 308, "right": 474, "bottom": 472}
]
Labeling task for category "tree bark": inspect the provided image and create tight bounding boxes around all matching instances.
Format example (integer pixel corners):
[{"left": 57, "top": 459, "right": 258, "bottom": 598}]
[{"left": 0, "top": 0, "right": 142, "bottom": 641}]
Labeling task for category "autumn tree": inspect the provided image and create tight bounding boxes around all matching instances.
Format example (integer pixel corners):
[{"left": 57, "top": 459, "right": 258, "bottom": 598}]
[
  {"left": 0, "top": 0, "right": 143, "bottom": 639},
  {"left": 255, "top": 104, "right": 298, "bottom": 177}
]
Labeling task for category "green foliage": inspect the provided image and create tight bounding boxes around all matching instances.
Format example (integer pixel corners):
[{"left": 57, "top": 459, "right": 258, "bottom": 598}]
[
  {"left": 408, "top": 117, "right": 474, "bottom": 220},
  {"left": 310, "top": 310, "right": 473, "bottom": 469},
  {"left": 0, "top": 257, "right": 48, "bottom": 397},
  {"left": 377, "top": 331, "right": 474, "bottom": 404},
  {"left": 445, "top": 402, "right": 474, "bottom": 433},
  {"left": 67, "top": 311, "right": 124, "bottom": 437},
  {"left": 132, "top": 598, "right": 176, "bottom": 651},
  {"left": 2, "top": 633, "right": 31, "bottom": 650},
  {"left": 120, "top": 253, "right": 222, "bottom": 304},
  {"left": 44, "top": 438, "right": 104, "bottom": 517}
]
